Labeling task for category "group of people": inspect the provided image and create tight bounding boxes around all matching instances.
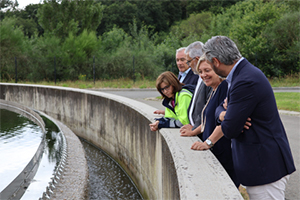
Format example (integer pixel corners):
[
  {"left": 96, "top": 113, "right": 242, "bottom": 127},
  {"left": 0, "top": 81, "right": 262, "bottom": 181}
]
[{"left": 149, "top": 36, "right": 296, "bottom": 199}]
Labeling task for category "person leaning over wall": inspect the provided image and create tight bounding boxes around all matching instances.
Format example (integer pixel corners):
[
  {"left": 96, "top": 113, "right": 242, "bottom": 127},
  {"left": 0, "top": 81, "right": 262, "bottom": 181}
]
[
  {"left": 180, "top": 41, "right": 212, "bottom": 140},
  {"left": 149, "top": 71, "right": 194, "bottom": 131},
  {"left": 193, "top": 36, "right": 296, "bottom": 200},
  {"left": 180, "top": 55, "right": 240, "bottom": 187}
]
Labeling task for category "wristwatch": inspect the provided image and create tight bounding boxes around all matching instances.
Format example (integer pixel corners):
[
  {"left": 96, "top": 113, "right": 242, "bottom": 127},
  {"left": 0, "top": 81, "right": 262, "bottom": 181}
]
[{"left": 205, "top": 138, "right": 214, "bottom": 147}]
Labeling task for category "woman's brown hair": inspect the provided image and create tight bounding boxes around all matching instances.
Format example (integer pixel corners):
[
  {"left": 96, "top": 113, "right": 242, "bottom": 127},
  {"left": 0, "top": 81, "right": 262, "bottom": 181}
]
[{"left": 156, "top": 71, "right": 184, "bottom": 99}]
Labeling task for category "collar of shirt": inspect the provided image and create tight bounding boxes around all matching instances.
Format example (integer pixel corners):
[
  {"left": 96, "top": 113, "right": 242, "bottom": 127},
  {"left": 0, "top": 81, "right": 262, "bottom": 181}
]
[
  {"left": 179, "top": 67, "right": 191, "bottom": 78},
  {"left": 226, "top": 57, "right": 244, "bottom": 89}
]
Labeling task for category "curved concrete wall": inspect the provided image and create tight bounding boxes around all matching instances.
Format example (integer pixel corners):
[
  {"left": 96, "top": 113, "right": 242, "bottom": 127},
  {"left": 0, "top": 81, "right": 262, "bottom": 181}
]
[{"left": 0, "top": 83, "right": 243, "bottom": 200}]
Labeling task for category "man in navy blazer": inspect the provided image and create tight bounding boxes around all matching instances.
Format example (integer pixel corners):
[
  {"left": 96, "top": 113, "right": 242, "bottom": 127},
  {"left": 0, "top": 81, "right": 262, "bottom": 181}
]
[
  {"left": 195, "top": 36, "right": 296, "bottom": 199},
  {"left": 176, "top": 47, "right": 198, "bottom": 86}
]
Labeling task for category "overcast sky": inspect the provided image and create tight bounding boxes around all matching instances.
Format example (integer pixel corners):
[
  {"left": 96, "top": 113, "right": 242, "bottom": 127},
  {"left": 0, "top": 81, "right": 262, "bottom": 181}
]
[{"left": 18, "top": 0, "right": 43, "bottom": 9}]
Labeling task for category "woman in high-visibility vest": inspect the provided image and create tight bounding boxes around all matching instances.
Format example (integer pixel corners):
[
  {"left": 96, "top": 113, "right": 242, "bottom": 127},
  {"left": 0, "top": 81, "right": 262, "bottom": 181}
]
[{"left": 149, "top": 71, "right": 194, "bottom": 131}]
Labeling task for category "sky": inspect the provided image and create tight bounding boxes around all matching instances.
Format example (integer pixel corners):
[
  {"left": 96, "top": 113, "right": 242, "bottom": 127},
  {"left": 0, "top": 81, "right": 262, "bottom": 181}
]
[{"left": 18, "top": 0, "right": 43, "bottom": 9}]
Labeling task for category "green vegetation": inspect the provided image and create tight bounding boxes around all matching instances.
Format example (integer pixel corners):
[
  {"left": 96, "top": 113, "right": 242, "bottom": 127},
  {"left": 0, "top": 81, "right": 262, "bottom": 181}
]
[
  {"left": 274, "top": 92, "right": 300, "bottom": 112},
  {"left": 14, "top": 78, "right": 156, "bottom": 89},
  {"left": 0, "top": 0, "right": 299, "bottom": 83},
  {"left": 268, "top": 73, "right": 300, "bottom": 87}
]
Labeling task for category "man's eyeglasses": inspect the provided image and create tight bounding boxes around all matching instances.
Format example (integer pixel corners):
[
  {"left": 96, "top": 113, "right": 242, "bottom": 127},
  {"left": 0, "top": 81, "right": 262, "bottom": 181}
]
[
  {"left": 186, "top": 57, "right": 196, "bottom": 66},
  {"left": 161, "top": 85, "right": 170, "bottom": 93}
]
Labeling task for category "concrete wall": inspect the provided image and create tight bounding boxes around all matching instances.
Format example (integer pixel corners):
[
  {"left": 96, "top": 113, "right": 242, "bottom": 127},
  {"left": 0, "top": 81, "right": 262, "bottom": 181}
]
[{"left": 0, "top": 83, "right": 243, "bottom": 200}]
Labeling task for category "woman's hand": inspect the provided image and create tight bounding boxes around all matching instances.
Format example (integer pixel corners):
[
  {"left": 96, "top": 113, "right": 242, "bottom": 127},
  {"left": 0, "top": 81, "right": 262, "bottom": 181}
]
[
  {"left": 180, "top": 124, "right": 196, "bottom": 136},
  {"left": 219, "top": 111, "right": 226, "bottom": 122},
  {"left": 149, "top": 121, "right": 159, "bottom": 131},
  {"left": 154, "top": 110, "right": 165, "bottom": 115},
  {"left": 191, "top": 141, "right": 210, "bottom": 150}
]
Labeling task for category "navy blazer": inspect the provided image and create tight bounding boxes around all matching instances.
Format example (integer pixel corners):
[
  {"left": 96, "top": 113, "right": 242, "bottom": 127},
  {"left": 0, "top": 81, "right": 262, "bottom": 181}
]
[
  {"left": 179, "top": 69, "right": 198, "bottom": 86},
  {"left": 219, "top": 58, "right": 296, "bottom": 186}
]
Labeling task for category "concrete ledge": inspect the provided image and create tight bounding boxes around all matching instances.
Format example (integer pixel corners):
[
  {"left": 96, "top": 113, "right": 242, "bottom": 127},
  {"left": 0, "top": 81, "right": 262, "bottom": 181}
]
[
  {"left": 37, "top": 112, "right": 89, "bottom": 200},
  {"left": 0, "top": 83, "right": 242, "bottom": 199},
  {"left": 279, "top": 110, "right": 300, "bottom": 117}
]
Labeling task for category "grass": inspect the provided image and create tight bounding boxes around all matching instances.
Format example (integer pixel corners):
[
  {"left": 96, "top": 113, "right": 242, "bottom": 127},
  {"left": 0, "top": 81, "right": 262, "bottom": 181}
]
[
  {"left": 14, "top": 78, "right": 156, "bottom": 89},
  {"left": 275, "top": 92, "right": 300, "bottom": 112},
  {"left": 268, "top": 73, "right": 300, "bottom": 87}
]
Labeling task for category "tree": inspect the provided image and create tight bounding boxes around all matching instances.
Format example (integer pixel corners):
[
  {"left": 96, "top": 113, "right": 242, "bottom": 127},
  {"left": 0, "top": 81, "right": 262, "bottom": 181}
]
[
  {"left": 263, "top": 11, "right": 300, "bottom": 76},
  {"left": 0, "top": 0, "right": 18, "bottom": 10},
  {"left": 207, "top": 0, "right": 290, "bottom": 77},
  {"left": 61, "top": 30, "right": 98, "bottom": 80},
  {"left": 0, "top": 17, "right": 26, "bottom": 80},
  {"left": 97, "top": 1, "right": 137, "bottom": 35},
  {"left": 37, "top": 0, "right": 104, "bottom": 39},
  {"left": 170, "top": 12, "right": 213, "bottom": 40},
  {"left": 1, "top": 3, "right": 43, "bottom": 37},
  {"left": 185, "top": 0, "right": 245, "bottom": 16}
]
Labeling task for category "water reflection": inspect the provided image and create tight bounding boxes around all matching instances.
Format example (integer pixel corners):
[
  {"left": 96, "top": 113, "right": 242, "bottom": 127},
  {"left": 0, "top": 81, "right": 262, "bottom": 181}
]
[
  {"left": 81, "top": 139, "right": 142, "bottom": 200},
  {"left": 22, "top": 115, "right": 64, "bottom": 199},
  {"left": 0, "top": 109, "right": 43, "bottom": 192}
]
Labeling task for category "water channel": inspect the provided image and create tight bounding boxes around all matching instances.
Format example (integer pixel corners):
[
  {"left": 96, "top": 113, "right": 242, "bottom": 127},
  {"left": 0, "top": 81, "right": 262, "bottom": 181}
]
[{"left": 0, "top": 108, "right": 142, "bottom": 199}]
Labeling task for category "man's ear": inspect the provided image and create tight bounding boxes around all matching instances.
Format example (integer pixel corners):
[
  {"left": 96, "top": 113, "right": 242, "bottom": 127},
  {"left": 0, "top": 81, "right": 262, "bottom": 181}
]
[{"left": 212, "top": 57, "right": 220, "bottom": 67}]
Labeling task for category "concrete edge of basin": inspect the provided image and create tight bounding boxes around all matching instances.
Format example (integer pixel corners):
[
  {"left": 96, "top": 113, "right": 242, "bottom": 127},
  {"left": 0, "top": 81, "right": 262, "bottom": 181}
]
[
  {"left": 0, "top": 83, "right": 243, "bottom": 199},
  {"left": 37, "top": 111, "right": 89, "bottom": 200}
]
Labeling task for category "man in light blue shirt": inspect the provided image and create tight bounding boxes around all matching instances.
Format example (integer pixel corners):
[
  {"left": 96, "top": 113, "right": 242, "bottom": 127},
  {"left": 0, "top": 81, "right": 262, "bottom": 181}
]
[{"left": 176, "top": 47, "right": 198, "bottom": 86}]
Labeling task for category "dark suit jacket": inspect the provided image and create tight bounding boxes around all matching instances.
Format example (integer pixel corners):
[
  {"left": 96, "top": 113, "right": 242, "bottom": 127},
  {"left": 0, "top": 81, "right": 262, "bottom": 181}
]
[
  {"left": 188, "top": 79, "right": 212, "bottom": 131},
  {"left": 218, "top": 58, "right": 296, "bottom": 186},
  {"left": 179, "top": 69, "right": 198, "bottom": 86}
]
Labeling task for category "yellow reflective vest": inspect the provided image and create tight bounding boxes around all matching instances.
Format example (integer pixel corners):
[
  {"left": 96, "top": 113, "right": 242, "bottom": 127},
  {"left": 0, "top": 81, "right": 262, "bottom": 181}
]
[{"left": 157, "top": 88, "right": 193, "bottom": 128}]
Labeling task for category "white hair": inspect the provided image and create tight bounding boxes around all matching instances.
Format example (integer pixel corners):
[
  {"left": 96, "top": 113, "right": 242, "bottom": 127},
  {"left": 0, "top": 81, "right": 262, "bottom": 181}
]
[
  {"left": 176, "top": 47, "right": 186, "bottom": 57},
  {"left": 185, "top": 41, "right": 204, "bottom": 58}
]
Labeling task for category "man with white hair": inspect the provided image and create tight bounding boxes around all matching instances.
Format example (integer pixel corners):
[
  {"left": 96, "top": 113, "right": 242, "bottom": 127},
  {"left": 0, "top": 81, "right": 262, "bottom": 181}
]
[{"left": 175, "top": 47, "right": 198, "bottom": 86}]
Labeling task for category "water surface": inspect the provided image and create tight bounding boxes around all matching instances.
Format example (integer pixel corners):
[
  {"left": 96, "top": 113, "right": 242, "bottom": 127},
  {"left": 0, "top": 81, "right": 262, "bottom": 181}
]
[{"left": 81, "top": 139, "right": 142, "bottom": 200}]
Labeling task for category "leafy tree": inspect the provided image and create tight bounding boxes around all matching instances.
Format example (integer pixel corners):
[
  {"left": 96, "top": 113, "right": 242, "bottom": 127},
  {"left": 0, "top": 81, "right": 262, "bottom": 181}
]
[
  {"left": 61, "top": 30, "right": 98, "bottom": 80},
  {"left": 24, "top": 33, "right": 62, "bottom": 81},
  {"left": 1, "top": 4, "right": 43, "bottom": 37},
  {"left": 22, "top": 4, "right": 44, "bottom": 36},
  {"left": 0, "top": 17, "right": 26, "bottom": 80},
  {"left": 185, "top": 0, "right": 245, "bottom": 15},
  {"left": 95, "top": 22, "right": 163, "bottom": 80},
  {"left": 263, "top": 11, "right": 300, "bottom": 76},
  {"left": 37, "top": 0, "right": 104, "bottom": 39},
  {"left": 170, "top": 12, "right": 213, "bottom": 40},
  {"left": 97, "top": 1, "right": 137, "bottom": 35},
  {"left": 206, "top": 0, "right": 290, "bottom": 77},
  {"left": 96, "top": 0, "right": 182, "bottom": 36},
  {"left": 100, "top": 26, "right": 130, "bottom": 53},
  {"left": 0, "top": 0, "right": 18, "bottom": 10}
]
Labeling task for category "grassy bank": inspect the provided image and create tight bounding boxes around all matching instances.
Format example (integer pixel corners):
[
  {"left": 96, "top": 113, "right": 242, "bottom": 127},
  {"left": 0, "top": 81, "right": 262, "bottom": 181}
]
[
  {"left": 268, "top": 73, "right": 300, "bottom": 87},
  {"left": 274, "top": 92, "right": 300, "bottom": 112}
]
